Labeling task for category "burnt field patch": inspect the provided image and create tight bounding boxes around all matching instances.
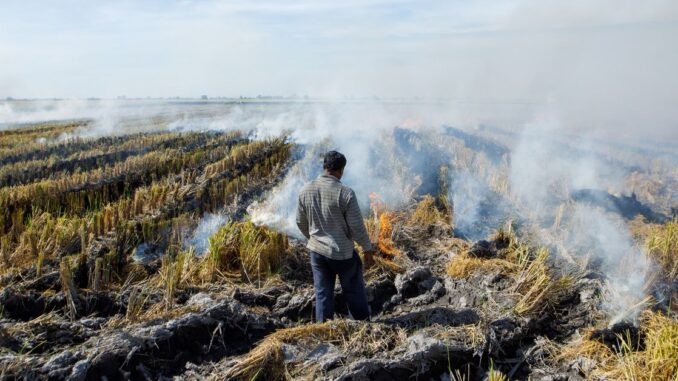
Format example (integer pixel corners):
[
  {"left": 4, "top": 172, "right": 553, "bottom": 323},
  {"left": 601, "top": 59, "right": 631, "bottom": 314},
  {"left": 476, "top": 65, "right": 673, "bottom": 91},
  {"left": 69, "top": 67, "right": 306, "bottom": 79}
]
[{"left": 0, "top": 120, "right": 676, "bottom": 381}]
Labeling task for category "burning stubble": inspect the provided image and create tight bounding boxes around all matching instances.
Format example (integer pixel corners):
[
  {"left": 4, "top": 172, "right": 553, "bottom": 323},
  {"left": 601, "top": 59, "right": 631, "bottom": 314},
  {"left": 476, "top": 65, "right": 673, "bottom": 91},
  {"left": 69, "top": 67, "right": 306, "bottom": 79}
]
[{"left": 3, "top": 100, "right": 675, "bottom": 323}]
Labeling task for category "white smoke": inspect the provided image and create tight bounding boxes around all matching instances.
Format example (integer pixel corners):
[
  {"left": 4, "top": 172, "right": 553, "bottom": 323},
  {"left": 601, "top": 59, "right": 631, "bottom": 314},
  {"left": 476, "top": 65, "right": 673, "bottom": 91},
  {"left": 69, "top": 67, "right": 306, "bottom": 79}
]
[
  {"left": 506, "top": 114, "right": 655, "bottom": 320},
  {"left": 245, "top": 102, "right": 455, "bottom": 234},
  {"left": 186, "top": 213, "right": 229, "bottom": 255},
  {"left": 0, "top": 99, "right": 94, "bottom": 127},
  {"left": 1, "top": 98, "right": 671, "bottom": 321},
  {"left": 449, "top": 169, "right": 508, "bottom": 240},
  {"left": 1, "top": 0, "right": 675, "bottom": 325},
  {"left": 248, "top": 146, "right": 323, "bottom": 239},
  {"left": 566, "top": 206, "right": 650, "bottom": 323}
]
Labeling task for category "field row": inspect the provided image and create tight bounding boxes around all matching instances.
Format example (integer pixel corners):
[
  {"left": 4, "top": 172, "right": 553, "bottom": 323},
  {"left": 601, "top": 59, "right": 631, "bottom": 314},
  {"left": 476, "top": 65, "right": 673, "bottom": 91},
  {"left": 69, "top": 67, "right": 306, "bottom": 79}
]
[
  {"left": 0, "top": 131, "right": 243, "bottom": 232},
  {"left": 0, "top": 131, "right": 230, "bottom": 187},
  {"left": 0, "top": 124, "right": 292, "bottom": 281},
  {"left": 0, "top": 120, "right": 87, "bottom": 147}
]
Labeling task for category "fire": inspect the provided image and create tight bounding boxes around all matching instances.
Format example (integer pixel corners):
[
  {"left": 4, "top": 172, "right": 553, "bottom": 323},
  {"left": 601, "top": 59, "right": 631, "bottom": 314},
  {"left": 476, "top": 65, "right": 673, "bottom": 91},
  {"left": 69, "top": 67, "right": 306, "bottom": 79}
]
[
  {"left": 378, "top": 211, "right": 401, "bottom": 259},
  {"left": 367, "top": 192, "right": 401, "bottom": 259}
]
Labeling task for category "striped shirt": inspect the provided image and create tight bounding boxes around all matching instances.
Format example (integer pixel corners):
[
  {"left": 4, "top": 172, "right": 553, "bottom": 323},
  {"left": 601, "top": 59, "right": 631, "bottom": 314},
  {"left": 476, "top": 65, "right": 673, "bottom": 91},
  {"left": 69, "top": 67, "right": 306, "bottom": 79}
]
[{"left": 296, "top": 174, "right": 374, "bottom": 260}]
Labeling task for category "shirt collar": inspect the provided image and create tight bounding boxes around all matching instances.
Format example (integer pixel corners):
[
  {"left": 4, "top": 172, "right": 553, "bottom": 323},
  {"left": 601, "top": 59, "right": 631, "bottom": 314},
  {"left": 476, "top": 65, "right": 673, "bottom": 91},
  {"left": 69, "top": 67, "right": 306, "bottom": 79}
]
[{"left": 319, "top": 174, "right": 341, "bottom": 183}]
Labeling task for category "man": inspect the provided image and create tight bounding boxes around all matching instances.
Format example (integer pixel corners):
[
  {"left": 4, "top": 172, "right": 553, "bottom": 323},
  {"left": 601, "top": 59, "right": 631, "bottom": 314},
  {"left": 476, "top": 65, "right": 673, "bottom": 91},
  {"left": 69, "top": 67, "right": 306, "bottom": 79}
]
[{"left": 296, "top": 150, "right": 376, "bottom": 322}]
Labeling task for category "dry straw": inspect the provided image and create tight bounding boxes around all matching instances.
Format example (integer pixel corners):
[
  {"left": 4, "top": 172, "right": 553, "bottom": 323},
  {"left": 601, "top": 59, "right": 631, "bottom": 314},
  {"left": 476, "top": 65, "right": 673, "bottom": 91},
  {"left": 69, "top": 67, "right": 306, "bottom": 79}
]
[
  {"left": 559, "top": 310, "right": 678, "bottom": 380},
  {"left": 218, "top": 321, "right": 405, "bottom": 381}
]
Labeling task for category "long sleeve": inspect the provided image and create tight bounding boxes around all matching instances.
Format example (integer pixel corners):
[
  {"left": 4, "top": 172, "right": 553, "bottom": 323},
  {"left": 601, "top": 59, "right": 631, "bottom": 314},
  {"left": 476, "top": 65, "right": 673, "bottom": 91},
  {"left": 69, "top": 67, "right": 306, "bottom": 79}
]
[
  {"left": 344, "top": 190, "right": 374, "bottom": 251},
  {"left": 296, "top": 194, "right": 310, "bottom": 239}
]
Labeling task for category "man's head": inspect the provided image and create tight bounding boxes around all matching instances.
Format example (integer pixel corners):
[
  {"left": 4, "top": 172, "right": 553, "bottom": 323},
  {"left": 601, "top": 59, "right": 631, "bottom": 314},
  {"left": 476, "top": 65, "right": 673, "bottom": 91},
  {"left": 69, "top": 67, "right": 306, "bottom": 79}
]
[{"left": 323, "top": 150, "right": 346, "bottom": 179}]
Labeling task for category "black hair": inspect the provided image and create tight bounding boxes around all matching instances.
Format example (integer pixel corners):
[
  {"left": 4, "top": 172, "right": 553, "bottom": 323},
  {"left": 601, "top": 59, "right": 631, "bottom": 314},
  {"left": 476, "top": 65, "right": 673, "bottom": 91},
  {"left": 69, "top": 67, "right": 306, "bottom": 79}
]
[{"left": 323, "top": 150, "right": 347, "bottom": 171}]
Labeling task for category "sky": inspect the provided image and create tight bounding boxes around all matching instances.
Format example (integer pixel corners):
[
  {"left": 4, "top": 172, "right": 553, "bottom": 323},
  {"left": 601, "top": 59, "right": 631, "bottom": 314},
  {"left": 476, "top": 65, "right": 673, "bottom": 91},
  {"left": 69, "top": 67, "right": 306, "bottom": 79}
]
[{"left": 1, "top": 0, "right": 677, "bottom": 136}]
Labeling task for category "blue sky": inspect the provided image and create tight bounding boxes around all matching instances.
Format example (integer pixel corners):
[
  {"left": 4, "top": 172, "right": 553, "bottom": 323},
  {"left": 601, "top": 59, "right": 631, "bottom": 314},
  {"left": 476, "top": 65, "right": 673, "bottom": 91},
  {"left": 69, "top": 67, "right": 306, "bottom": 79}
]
[{"left": 1, "top": 0, "right": 677, "bottom": 110}]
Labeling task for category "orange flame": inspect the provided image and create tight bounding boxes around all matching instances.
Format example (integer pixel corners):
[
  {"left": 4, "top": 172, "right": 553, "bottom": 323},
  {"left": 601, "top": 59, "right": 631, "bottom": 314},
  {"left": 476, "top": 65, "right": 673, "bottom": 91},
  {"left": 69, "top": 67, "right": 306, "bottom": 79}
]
[
  {"left": 368, "top": 192, "right": 401, "bottom": 259},
  {"left": 378, "top": 211, "right": 401, "bottom": 259}
]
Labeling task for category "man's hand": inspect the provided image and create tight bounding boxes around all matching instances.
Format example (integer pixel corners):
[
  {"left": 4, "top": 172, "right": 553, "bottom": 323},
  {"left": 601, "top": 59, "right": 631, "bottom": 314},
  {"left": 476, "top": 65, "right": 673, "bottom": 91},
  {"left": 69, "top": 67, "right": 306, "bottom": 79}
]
[{"left": 362, "top": 249, "right": 377, "bottom": 268}]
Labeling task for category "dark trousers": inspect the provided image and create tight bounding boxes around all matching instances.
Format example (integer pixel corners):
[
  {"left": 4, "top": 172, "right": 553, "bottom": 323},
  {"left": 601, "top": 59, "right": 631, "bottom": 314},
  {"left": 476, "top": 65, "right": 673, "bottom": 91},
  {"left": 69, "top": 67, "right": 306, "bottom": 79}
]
[{"left": 310, "top": 250, "right": 370, "bottom": 323}]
